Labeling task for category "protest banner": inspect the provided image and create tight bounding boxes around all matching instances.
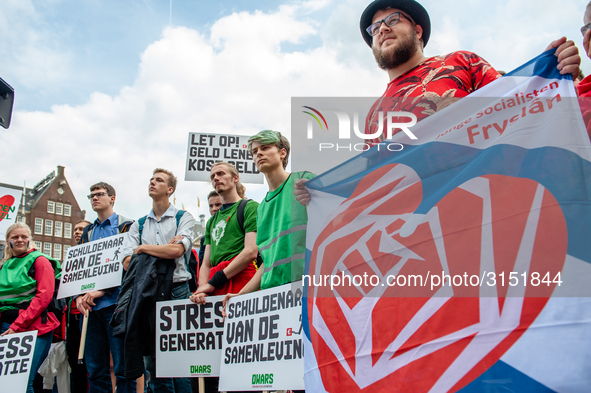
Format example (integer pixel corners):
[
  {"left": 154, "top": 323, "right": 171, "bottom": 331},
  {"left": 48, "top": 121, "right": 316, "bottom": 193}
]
[
  {"left": 219, "top": 282, "right": 304, "bottom": 391},
  {"left": 0, "top": 185, "right": 22, "bottom": 239},
  {"left": 185, "top": 132, "right": 263, "bottom": 183},
  {"left": 155, "top": 297, "right": 225, "bottom": 378},
  {"left": 0, "top": 331, "right": 37, "bottom": 392},
  {"left": 298, "top": 50, "right": 591, "bottom": 392},
  {"left": 57, "top": 233, "right": 128, "bottom": 299}
]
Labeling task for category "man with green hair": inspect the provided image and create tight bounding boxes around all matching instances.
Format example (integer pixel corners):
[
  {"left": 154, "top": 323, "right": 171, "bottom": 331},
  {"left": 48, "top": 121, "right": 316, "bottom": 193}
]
[{"left": 224, "top": 130, "right": 315, "bottom": 302}]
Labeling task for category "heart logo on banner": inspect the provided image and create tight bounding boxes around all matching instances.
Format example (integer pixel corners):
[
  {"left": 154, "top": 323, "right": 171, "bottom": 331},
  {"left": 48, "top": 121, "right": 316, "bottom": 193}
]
[
  {"left": 307, "top": 163, "right": 566, "bottom": 392},
  {"left": 0, "top": 195, "right": 16, "bottom": 222}
]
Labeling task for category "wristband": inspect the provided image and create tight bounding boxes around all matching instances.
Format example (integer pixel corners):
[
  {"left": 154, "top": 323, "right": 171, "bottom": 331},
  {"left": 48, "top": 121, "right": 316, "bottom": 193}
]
[{"left": 208, "top": 270, "right": 229, "bottom": 289}]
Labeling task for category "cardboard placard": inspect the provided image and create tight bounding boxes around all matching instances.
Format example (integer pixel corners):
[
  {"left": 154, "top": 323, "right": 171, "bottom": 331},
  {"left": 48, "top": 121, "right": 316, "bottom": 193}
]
[
  {"left": 156, "top": 297, "right": 225, "bottom": 377},
  {"left": 57, "top": 233, "right": 128, "bottom": 299},
  {"left": 219, "top": 283, "right": 304, "bottom": 391},
  {"left": 185, "top": 133, "right": 263, "bottom": 184}
]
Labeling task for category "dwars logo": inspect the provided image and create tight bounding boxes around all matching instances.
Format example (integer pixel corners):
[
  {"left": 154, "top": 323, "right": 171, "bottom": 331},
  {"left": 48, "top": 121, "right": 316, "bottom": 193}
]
[{"left": 307, "top": 163, "right": 566, "bottom": 392}]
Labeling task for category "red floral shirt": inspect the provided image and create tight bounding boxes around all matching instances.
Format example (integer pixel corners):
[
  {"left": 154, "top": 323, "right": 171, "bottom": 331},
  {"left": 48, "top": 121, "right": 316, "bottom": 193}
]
[
  {"left": 365, "top": 51, "right": 500, "bottom": 143},
  {"left": 577, "top": 74, "right": 591, "bottom": 139}
]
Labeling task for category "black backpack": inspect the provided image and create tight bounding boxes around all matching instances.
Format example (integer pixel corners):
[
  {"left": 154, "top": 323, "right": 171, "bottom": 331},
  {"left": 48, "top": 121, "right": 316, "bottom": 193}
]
[{"left": 234, "top": 199, "right": 263, "bottom": 268}]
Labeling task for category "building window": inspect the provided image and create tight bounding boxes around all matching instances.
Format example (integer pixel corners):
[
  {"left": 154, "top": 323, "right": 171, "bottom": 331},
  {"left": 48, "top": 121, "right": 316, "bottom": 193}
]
[
  {"left": 63, "top": 245, "right": 71, "bottom": 259},
  {"left": 45, "top": 219, "right": 53, "bottom": 236},
  {"left": 34, "top": 218, "right": 43, "bottom": 235},
  {"left": 16, "top": 215, "right": 25, "bottom": 223},
  {"left": 56, "top": 203, "right": 63, "bottom": 215},
  {"left": 47, "top": 201, "right": 55, "bottom": 214},
  {"left": 64, "top": 204, "right": 72, "bottom": 217},
  {"left": 43, "top": 242, "right": 52, "bottom": 257},
  {"left": 55, "top": 221, "right": 63, "bottom": 237},
  {"left": 34, "top": 241, "right": 42, "bottom": 250},
  {"left": 53, "top": 244, "right": 62, "bottom": 260},
  {"left": 64, "top": 223, "right": 72, "bottom": 239}
]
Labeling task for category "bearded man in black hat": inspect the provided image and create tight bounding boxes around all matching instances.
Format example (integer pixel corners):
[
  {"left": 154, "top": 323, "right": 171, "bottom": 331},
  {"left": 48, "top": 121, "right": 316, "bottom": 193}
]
[{"left": 360, "top": 0, "right": 581, "bottom": 143}]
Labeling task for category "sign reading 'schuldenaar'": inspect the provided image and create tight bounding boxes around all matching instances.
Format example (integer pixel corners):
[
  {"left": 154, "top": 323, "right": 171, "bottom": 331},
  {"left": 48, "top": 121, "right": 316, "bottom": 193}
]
[
  {"left": 0, "top": 331, "right": 37, "bottom": 392},
  {"left": 185, "top": 132, "right": 264, "bottom": 184},
  {"left": 219, "top": 282, "right": 304, "bottom": 391},
  {"left": 57, "top": 233, "right": 128, "bottom": 299},
  {"left": 156, "top": 297, "right": 225, "bottom": 377}
]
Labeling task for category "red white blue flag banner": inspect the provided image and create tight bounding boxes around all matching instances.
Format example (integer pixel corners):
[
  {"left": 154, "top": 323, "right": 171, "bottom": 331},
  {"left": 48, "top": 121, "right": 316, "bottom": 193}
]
[{"left": 303, "top": 50, "right": 591, "bottom": 392}]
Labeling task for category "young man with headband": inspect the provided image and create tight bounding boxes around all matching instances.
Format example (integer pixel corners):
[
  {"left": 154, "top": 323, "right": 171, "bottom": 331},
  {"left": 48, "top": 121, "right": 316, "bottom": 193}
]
[
  {"left": 191, "top": 162, "right": 258, "bottom": 393},
  {"left": 191, "top": 162, "right": 258, "bottom": 302}
]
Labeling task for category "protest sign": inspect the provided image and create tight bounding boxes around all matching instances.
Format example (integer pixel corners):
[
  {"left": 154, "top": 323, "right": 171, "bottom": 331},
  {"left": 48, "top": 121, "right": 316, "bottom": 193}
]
[
  {"left": 0, "top": 185, "right": 22, "bottom": 239},
  {"left": 219, "top": 282, "right": 304, "bottom": 391},
  {"left": 0, "top": 331, "right": 37, "bottom": 392},
  {"left": 299, "top": 50, "right": 591, "bottom": 392},
  {"left": 185, "top": 132, "right": 263, "bottom": 183},
  {"left": 57, "top": 233, "right": 128, "bottom": 299},
  {"left": 156, "top": 297, "right": 225, "bottom": 377}
]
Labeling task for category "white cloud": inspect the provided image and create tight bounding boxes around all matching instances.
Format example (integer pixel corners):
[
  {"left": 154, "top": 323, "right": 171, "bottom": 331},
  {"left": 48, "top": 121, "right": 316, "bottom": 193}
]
[
  {"left": 0, "top": 0, "right": 72, "bottom": 88},
  {"left": 423, "top": 0, "right": 590, "bottom": 72},
  {"left": 1, "top": 1, "right": 386, "bottom": 223}
]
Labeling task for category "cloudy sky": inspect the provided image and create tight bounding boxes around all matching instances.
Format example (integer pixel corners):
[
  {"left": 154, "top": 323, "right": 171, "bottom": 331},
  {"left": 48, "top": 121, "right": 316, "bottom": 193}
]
[{"left": 1, "top": 0, "right": 589, "bottom": 223}]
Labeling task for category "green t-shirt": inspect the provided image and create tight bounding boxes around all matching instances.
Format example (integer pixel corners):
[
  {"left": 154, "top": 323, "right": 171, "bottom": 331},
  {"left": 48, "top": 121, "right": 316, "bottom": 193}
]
[
  {"left": 257, "top": 171, "right": 316, "bottom": 289},
  {"left": 204, "top": 200, "right": 258, "bottom": 267}
]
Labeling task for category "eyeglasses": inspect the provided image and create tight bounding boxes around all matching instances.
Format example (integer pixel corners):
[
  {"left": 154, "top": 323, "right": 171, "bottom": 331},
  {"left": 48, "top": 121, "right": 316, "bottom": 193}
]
[
  {"left": 87, "top": 191, "right": 108, "bottom": 200},
  {"left": 581, "top": 22, "right": 591, "bottom": 36},
  {"left": 366, "top": 12, "right": 412, "bottom": 37}
]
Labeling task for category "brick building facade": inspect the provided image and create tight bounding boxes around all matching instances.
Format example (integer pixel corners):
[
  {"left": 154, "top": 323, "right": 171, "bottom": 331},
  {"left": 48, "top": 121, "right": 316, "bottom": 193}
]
[{"left": 0, "top": 165, "right": 85, "bottom": 261}]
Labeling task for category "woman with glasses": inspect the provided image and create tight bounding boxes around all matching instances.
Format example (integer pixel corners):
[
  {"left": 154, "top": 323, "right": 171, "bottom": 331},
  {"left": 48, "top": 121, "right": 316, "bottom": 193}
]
[{"left": 0, "top": 222, "right": 61, "bottom": 393}]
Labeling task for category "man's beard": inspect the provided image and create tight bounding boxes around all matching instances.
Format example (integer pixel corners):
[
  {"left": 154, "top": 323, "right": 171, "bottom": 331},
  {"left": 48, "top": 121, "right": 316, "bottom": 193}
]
[{"left": 372, "top": 27, "right": 420, "bottom": 70}]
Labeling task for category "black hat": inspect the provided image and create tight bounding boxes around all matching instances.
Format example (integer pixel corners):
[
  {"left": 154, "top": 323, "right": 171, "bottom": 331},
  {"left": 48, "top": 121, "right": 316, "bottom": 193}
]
[{"left": 360, "top": 0, "right": 431, "bottom": 48}]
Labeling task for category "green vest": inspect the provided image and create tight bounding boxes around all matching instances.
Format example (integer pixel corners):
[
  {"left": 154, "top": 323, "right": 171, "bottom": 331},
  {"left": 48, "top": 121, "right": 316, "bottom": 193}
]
[
  {"left": 258, "top": 171, "right": 315, "bottom": 290},
  {"left": 0, "top": 250, "right": 61, "bottom": 313}
]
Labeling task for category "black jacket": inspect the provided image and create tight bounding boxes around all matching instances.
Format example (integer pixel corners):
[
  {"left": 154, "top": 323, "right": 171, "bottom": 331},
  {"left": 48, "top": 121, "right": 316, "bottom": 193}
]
[
  {"left": 110, "top": 253, "right": 175, "bottom": 379},
  {"left": 198, "top": 236, "right": 205, "bottom": 268}
]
